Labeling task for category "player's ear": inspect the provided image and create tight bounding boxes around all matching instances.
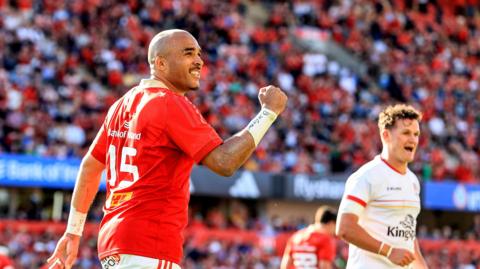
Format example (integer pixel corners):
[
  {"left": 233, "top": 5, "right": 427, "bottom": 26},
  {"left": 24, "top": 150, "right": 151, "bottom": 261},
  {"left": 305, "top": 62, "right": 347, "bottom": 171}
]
[
  {"left": 381, "top": 128, "right": 390, "bottom": 143},
  {"left": 155, "top": 56, "right": 168, "bottom": 72}
]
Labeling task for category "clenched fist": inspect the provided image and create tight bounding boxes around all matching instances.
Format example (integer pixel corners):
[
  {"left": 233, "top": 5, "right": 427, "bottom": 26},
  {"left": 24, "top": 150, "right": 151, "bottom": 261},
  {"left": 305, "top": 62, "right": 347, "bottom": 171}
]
[
  {"left": 258, "top": 85, "right": 288, "bottom": 115},
  {"left": 388, "top": 248, "right": 415, "bottom": 267}
]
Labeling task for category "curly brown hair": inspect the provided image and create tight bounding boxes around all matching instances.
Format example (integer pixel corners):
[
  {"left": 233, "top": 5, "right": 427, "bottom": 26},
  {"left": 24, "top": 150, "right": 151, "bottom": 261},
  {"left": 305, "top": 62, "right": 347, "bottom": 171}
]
[{"left": 378, "top": 104, "right": 422, "bottom": 131}]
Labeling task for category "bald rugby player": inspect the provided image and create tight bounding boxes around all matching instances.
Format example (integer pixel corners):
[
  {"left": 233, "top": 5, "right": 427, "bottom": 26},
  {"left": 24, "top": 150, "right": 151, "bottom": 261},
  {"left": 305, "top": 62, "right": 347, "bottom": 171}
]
[{"left": 47, "top": 29, "right": 288, "bottom": 269}]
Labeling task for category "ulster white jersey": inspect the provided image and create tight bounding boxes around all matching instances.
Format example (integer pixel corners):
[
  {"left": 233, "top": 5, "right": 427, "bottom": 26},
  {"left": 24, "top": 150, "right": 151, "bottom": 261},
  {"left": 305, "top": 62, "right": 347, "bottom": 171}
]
[{"left": 338, "top": 156, "right": 421, "bottom": 269}]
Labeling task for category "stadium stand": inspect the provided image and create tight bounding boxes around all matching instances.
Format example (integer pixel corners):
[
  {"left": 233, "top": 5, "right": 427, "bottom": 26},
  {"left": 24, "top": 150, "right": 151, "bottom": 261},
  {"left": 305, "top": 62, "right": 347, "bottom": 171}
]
[{"left": 0, "top": 0, "right": 478, "bottom": 180}]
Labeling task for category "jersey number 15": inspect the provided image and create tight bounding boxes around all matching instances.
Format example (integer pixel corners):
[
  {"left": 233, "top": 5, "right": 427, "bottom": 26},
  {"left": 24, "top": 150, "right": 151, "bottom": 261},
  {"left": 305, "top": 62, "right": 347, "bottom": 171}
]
[{"left": 108, "top": 145, "right": 139, "bottom": 189}]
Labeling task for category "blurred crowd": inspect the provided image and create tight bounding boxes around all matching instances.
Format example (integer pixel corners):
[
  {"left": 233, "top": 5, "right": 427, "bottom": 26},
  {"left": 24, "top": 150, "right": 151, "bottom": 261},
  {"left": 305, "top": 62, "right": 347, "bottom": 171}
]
[
  {"left": 1, "top": 211, "right": 480, "bottom": 268},
  {"left": 288, "top": 0, "right": 480, "bottom": 181},
  {"left": 0, "top": 0, "right": 478, "bottom": 181}
]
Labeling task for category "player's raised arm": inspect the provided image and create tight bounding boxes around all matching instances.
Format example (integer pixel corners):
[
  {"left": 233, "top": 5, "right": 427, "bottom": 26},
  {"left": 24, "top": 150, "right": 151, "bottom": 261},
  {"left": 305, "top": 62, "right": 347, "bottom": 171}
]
[{"left": 201, "top": 85, "right": 287, "bottom": 176}]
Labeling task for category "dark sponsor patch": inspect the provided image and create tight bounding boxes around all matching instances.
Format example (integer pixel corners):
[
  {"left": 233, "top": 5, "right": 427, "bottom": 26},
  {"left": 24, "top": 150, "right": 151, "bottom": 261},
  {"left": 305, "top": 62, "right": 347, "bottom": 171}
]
[{"left": 101, "top": 254, "right": 121, "bottom": 269}]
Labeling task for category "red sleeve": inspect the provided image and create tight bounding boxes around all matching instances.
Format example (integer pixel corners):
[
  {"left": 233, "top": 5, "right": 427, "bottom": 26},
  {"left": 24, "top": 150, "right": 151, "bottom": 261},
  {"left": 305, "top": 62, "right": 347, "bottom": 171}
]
[
  {"left": 166, "top": 95, "right": 223, "bottom": 163},
  {"left": 89, "top": 124, "right": 108, "bottom": 164},
  {"left": 317, "top": 236, "right": 336, "bottom": 262},
  {"left": 0, "top": 255, "right": 14, "bottom": 266},
  {"left": 284, "top": 237, "right": 293, "bottom": 256}
]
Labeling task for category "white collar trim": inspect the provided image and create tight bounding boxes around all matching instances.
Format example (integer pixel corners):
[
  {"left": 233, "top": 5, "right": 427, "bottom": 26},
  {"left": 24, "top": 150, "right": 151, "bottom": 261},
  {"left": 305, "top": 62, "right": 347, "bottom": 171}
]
[{"left": 139, "top": 79, "right": 168, "bottom": 89}]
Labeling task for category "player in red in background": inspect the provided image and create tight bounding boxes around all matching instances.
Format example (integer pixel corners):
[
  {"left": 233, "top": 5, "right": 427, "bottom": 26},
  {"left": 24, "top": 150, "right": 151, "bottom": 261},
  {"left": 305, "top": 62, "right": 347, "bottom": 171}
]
[
  {"left": 0, "top": 255, "right": 13, "bottom": 269},
  {"left": 0, "top": 247, "right": 14, "bottom": 269},
  {"left": 46, "top": 29, "right": 288, "bottom": 269},
  {"left": 280, "top": 206, "right": 337, "bottom": 269}
]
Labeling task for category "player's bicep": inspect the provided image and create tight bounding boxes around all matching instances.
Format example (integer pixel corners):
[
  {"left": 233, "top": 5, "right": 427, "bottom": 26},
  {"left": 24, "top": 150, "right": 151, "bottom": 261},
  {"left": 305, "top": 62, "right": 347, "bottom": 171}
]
[
  {"left": 81, "top": 152, "right": 106, "bottom": 176},
  {"left": 336, "top": 212, "right": 360, "bottom": 237},
  {"left": 338, "top": 174, "right": 370, "bottom": 216},
  {"left": 338, "top": 195, "right": 367, "bottom": 216},
  {"left": 337, "top": 174, "right": 370, "bottom": 236}
]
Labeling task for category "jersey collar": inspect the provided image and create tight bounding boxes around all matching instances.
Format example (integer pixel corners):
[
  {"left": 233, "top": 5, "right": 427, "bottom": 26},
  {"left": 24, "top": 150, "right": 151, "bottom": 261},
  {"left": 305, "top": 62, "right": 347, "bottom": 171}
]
[
  {"left": 138, "top": 79, "right": 168, "bottom": 89},
  {"left": 380, "top": 157, "right": 407, "bottom": 175}
]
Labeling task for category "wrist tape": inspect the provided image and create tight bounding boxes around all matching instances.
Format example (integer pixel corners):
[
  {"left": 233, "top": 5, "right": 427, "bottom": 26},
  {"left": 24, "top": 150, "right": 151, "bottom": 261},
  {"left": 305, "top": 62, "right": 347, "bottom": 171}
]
[
  {"left": 378, "top": 242, "right": 385, "bottom": 255},
  {"left": 386, "top": 246, "right": 393, "bottom": 258},
  {"left": 246, "top": 108, "right": 277, "bottom": 146},
  {"left": 66, "top": 207, "right": 87, "bottom": 236}
]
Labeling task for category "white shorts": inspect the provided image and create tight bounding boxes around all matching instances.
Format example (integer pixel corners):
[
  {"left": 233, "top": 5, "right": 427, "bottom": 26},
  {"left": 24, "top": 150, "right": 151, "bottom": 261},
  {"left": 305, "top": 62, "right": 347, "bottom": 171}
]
[{"left": 100, "top": 254, "right": 181, "bottom": 269}]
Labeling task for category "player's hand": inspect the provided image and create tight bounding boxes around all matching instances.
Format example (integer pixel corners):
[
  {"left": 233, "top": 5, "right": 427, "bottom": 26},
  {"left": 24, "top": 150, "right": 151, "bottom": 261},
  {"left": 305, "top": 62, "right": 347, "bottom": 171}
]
[
  {"left": 258, "top": 85, "right": 288, "bottom": 115},
  {"left": 46, "top": 233, "right": 81, "bottom": 269},
  {"left": 387, "top": 248, "right": 415, "bottom": 267}
]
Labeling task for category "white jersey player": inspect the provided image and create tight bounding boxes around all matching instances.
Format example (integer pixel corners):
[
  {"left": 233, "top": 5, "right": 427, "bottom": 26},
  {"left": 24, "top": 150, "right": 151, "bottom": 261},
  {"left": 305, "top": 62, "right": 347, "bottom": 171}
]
[{"left": 336, "top": 104, "right": 428, "bottom": 269}]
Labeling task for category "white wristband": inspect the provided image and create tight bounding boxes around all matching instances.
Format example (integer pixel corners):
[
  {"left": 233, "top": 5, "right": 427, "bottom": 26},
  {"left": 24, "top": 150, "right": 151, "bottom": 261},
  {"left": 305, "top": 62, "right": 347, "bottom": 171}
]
[
  {"left": 246, "top": 108, "right": 277, "bottom": 146},
  {"left": 66, "top": 207, "right": 87, "bottom": 236},
  {"left": 378, "top": 242, "right": 385, "bottom": 255},
  {"left": 386, "top": 246, "right": 393, "bottom": 258}
]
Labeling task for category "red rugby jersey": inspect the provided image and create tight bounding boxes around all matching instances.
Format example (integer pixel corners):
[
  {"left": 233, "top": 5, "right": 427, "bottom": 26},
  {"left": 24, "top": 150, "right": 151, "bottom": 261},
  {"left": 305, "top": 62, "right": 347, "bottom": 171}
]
[
  {"left": 0, "top": 254, "right": 14, "bottom": 269},
  {"left": 285, "top": 225, "right": 336, "bottom": 269},
  {"left": 90, "top": 79, "right": 223, "bottom": 263}
]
